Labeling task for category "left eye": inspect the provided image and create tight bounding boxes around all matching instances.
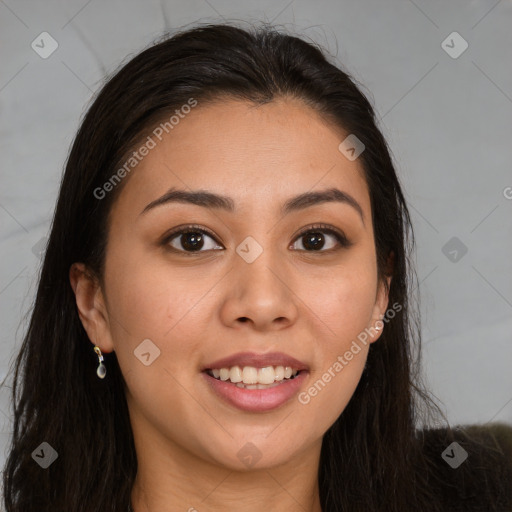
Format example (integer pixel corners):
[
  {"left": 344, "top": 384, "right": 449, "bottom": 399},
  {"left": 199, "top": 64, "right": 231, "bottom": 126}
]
[{"left": 291, "top": 226, "right": 350, "bottom": 252}]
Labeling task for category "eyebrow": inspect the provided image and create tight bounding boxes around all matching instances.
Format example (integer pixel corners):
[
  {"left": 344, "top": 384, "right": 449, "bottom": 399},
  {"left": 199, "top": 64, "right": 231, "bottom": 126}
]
[{"left": 140, "top": 186, "right": 365, "bottom": 224}]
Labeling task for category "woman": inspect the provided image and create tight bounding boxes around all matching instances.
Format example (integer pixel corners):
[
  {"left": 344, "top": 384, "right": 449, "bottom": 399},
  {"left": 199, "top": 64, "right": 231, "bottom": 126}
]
[{"left": 1, "top": 21, "right": 511, "bottom": 512}]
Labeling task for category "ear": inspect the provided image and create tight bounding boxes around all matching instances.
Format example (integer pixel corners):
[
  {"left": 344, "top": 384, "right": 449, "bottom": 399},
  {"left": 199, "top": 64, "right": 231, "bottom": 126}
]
[
  {"left": 368, "top": 251, "right": 394, "bottom": 344},
  {"left": 69, "top": 262, "right": 115, "bottom": 353}
]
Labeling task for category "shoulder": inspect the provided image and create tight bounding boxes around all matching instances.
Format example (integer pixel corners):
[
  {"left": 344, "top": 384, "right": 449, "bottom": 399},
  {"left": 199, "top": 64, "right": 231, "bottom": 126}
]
[{"left": 419, "top": 422, "right": 512, "bottom": 511}]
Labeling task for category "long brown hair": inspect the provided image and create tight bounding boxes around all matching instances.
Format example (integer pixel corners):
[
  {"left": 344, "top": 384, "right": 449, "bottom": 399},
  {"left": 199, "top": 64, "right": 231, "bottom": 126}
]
[{"left": 2, "top": 21, "right": 453, "bottom": 511}]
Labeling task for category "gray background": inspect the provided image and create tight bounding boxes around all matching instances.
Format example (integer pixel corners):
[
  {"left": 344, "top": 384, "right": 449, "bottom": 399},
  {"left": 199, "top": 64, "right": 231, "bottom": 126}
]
[{"left": 1, "top": 0, "right": 511, "bottom": 480}]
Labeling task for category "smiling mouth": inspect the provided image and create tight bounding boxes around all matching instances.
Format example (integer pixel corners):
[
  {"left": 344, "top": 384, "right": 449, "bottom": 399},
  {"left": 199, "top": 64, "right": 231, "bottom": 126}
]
[{"left": 204, "top": 365, "right": 302, "bottom": 389}]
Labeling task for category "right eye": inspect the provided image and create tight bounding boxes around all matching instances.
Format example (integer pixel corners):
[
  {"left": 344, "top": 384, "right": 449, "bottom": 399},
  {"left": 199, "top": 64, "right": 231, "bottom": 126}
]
[{"left": 162, "top": 225, "right": 224, "bottom": 254}]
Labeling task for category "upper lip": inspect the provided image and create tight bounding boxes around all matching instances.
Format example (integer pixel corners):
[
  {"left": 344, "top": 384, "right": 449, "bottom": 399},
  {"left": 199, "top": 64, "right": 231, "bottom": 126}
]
[{"left": 202, "top": 351, "right": 309, "bottom": 371}]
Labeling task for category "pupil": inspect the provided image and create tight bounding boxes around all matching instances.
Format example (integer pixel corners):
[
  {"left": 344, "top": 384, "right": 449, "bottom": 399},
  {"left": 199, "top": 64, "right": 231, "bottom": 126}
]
[
  {"left": 182, "top": 232, "right": 204, "bottom": 251},
  {"left": 304, "top": 232, "right": 324, "bottom": 251}
]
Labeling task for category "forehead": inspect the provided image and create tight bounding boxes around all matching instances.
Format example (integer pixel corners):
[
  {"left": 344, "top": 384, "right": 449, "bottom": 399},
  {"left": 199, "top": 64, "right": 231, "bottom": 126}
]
[{"left": 112, "top": 97, "right": 370, "bottom": 218}]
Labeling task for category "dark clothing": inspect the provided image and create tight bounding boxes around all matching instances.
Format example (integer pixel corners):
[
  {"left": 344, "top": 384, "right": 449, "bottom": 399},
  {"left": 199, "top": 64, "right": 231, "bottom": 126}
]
[{"left": 421, "top": 422, "right": 512, "bottom": 511}]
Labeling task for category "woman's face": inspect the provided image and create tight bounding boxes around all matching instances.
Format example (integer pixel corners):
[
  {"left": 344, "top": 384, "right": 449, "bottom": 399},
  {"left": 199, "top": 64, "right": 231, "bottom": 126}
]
[{"left": 74, "top": 97, "right": 390, "bottom": 470}]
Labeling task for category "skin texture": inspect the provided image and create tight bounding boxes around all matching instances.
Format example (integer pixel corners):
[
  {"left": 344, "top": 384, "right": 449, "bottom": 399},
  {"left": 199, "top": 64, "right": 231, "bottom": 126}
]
[{"left": 70, "top": 97, "right": 391, "bottom": 512}]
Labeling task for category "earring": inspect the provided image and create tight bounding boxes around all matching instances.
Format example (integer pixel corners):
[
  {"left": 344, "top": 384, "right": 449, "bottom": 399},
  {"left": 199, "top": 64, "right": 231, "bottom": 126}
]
[{"left": 93, "top": 345, "right": 106, "bottom": 379}]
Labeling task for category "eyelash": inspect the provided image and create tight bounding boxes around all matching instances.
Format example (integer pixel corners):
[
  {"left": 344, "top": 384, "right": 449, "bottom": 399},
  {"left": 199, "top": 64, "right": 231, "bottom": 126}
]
[
  {"left": 292, "top": 224, "right": 352, "bottom": 252},
  {"left": 161, "top": 223, "right": 352, "bottom": 256}
]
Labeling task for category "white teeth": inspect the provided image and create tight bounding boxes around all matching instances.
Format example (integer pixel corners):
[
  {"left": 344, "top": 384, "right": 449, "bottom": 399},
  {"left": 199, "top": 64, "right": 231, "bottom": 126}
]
[
  {"left": 229, "top": 366, "right": 243, "bottom": 383},
  {"left": 242, "top": 366, "right": 258, "bottom": 384},
  {"left": 208, "top": 364, "right": 300, "bottom": 385},
  {"left": 257, "top": 366, "right": 275, "bottom": 384}
]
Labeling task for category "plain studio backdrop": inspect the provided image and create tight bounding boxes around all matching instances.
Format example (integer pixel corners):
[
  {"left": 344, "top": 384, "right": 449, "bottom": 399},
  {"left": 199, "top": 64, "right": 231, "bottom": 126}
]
[{"left": 0, "top": 0, "right": 511, "bottom": 478}]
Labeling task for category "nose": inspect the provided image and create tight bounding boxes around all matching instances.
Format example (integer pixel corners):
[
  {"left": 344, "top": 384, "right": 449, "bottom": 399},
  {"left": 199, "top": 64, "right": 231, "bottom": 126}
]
[{"left": 219, "top": 245, "right": 299, "bottom": 332}]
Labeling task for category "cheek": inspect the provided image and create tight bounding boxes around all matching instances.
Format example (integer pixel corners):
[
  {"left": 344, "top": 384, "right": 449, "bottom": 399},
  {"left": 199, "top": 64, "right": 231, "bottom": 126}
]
[
  {"left": 105, "top": 245, "right": 202, "bottom": 337},
  {"left": 106, "top": 267, "right": 167, "bottom": 341},
  {"left": 299, "top": 348, "right": 368, "bottom": 438},
  {"left": 296, "top": 254, "right": 376, "bottom": 418},
  {"left": 106, "top": 259, "right": 206, "bottom": 420},
  {"left": 104, "top": 252, "right": 213, "bottom": 379},
  {"left": 305, "top": 256, "right": 378, "bottom": 344},
  {"left": 300, "top": 277, "right": 373, "bottom": 427}
]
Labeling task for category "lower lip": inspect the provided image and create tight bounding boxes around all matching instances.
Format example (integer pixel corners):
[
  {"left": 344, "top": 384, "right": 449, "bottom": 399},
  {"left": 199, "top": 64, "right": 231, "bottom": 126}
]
[{"left": 202, "top": 371, "right": 308, "bottom": 412}]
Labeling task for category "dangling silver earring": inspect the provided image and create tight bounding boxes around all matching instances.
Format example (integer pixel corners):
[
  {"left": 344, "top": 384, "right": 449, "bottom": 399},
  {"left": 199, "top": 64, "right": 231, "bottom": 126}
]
[{"left": 93, "top": 346, "right": 106, "bottom": 379}]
